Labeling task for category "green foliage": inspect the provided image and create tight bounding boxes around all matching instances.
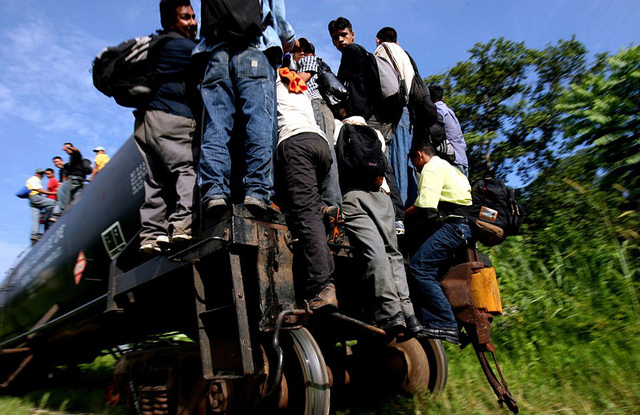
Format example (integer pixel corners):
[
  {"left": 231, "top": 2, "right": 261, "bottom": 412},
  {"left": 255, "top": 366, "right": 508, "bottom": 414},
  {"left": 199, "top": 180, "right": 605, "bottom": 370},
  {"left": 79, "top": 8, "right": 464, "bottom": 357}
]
[
  {"left": 425, "top": 38, "right": 533, "bottom": 178},
  {"left": 557, "top": 45, "right": 640, "bottom": 205},
  {"left": 425, "top": 37, "right": 588, "bottom": 181}
]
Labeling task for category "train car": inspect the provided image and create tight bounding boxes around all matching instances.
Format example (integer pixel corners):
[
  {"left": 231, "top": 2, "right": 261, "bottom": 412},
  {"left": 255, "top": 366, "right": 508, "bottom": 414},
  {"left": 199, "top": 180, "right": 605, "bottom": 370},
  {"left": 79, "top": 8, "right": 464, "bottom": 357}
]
[{"left": 0, "top": 135, "right": 517, "bottom": 414}]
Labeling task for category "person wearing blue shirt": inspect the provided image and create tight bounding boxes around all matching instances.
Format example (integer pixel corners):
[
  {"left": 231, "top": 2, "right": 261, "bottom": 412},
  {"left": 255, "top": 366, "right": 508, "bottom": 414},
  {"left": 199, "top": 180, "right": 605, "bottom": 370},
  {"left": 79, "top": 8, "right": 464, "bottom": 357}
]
[
  {"left": 195, "top": 0, "right": 295, "bottom": 217},
  {"left": 133, "top": 0, "right": 199, "bottom": 254},
  {"left": 429, "top": 85, "right": 469, "bottom": 177}
]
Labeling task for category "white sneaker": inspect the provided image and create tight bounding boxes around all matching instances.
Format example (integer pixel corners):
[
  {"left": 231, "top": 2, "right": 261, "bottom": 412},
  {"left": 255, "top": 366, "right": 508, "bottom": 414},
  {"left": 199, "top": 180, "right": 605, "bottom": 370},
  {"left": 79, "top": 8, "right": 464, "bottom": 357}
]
[
  {"left": 171, "top": 234, "right": 192, "bottom": 244},
  {"left": 154, "top": 234, "right": 171, "bottom": 250},
  {"left": 140, "top": 243, "right": 161, "bottom": 254}
]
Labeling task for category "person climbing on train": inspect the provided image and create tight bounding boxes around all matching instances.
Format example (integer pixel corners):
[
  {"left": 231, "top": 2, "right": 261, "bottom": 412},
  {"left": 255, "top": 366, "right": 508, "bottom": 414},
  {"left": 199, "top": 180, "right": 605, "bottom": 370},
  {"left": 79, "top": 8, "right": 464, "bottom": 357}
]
[
  {"left": 335, "top": 118, "right": 423, "bottom": 336},
  {"left": 290, "top": 37, "right": 342, "bottom": 227},
  {"left": 273, "top": 67, "right": 337, "bottom": 312},
  {"left": 405, "top": 139, "right": 473, "bottom": 344},
  {"left": 133, "top": 0, "right": 200, "bottom": 254}
]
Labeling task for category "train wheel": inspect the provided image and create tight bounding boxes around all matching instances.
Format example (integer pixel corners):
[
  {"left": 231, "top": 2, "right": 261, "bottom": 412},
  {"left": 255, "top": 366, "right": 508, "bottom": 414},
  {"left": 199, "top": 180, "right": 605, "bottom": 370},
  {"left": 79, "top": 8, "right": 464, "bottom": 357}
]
[
  {"left": 371, "top": 337, "right": 447, "bottom": 397},
  {"left": 418, "top": 338, "right": 448, "bottom": 395},
  {"left": 381, "top": 338, "right": 430, "bottom": 394},
  {"left": 277, "top": 328, "right": 331, "bottom": 415}
]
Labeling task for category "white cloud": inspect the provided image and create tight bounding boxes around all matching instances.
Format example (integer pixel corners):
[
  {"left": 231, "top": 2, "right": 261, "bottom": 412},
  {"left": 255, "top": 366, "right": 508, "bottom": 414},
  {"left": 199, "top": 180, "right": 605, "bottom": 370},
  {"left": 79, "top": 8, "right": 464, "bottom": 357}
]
[{"left": 0, "top": 15, "right": 133, "bottom": 151}]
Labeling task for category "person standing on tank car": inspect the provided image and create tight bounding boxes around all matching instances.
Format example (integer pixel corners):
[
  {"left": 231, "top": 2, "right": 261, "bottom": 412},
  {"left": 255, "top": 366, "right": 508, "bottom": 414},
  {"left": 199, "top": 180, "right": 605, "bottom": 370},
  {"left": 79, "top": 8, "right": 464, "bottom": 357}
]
[
  {"left": 55, "top": 142, "right": 86, "bottom": 213},
  {"left": 133, "top": 0, "right": 199, "bottom": 254},
  {"left": 195, "top": 0, "right": 295, "bottom": 217},
  {"left": 374, "top": 26, "right": 418, "bottom": 211},
  {"left": 335, "top": 118, "right": 423, "bottom": 337},
  {"left": 405, "top": 140, "right": 473, "bottom": 344}
]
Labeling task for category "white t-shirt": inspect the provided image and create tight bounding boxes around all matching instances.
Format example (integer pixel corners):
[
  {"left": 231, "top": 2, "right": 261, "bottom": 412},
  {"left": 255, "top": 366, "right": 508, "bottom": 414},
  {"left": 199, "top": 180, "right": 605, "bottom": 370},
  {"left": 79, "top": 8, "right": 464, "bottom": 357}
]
[
  {"left": 374, "top": 42, "right": 415, "bottom": 102},
  {"left": 276, "top": 77, "right": 326, "bottom": 146},
  {"left": 26, "top": 175, "right": 43, "bottom": 197}
]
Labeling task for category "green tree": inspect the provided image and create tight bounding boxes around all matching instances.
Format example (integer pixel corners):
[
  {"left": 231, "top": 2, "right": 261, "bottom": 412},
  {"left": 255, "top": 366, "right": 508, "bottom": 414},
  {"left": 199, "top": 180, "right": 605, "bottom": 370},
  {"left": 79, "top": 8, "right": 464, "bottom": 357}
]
[
  {"left": 512, "top": 38, "right": 587, "bottom": 181},
  {"left": 426, "top": 37, "right": 588, "bottom": 182},
  {"left": 426, "top": 38, "right": 532, "bottom": 178},
  {"left": 556, "top": 45, "right": 640, "bottom": 204}
]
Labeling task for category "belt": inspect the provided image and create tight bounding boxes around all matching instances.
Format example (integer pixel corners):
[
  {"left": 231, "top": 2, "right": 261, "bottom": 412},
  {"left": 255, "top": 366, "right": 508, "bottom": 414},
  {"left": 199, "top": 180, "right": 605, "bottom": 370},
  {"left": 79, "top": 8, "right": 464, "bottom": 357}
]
[{"left": 444, "top": 217, "right": 468, "bottom": 224}]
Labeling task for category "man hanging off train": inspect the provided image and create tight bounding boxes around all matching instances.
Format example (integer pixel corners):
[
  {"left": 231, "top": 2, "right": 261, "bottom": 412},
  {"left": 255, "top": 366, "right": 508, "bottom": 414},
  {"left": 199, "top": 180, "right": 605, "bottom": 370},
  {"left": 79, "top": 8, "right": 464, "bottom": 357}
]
[{"left": 405, "top": 140, "right": 473, "bottom": 344}]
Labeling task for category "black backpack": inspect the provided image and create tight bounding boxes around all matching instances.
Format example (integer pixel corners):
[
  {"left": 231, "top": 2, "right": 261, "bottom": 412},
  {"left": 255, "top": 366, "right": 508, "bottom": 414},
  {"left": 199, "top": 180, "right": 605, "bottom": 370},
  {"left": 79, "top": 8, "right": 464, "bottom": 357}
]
[
  {"left": 336, "top": 123, "right": 388, "bottom": 189},
  {"left": 467, "top": 176, "right": 524, "bottom": 246},
  {"left": 201, "top": 0, "right": 262, "bottom": 43},
  {"left": 316, "top": 59, "right": 348, "bottom": 110},
  {"left": 92, "top": 32, "right": 179, "bottom": 108},
  {"left": 405, "top": 53, "right": 454, "bottom": 163},
  {"left": 82, "top": 158, "right": 93, "bottom": 176}
]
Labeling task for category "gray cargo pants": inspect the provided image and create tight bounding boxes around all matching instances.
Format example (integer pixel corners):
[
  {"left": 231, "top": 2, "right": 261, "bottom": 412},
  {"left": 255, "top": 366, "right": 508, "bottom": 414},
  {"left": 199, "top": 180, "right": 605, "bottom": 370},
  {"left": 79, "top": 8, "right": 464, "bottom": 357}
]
[
  {"left": 342, "top": 189, "right": 414, "bottom": 322},
  {"left": 134, "top": 110, "right": 197, "bottom": 244}
]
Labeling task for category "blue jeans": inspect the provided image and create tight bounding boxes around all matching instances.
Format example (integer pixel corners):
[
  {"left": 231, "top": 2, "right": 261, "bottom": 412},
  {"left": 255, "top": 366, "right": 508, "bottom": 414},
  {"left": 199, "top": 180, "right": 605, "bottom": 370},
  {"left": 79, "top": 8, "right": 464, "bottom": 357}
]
[
  {"left": 389, "top": 108, "right": 414, "bottom": 208},
  {"left": 199, "top": 46, "right": 277, "bottom": 204},
  {"left": 29, "top": 194, "right": 56, "bottom": 240},
  {"left": 55, "top": 175, "right": 84, "bottom": 214},
  {"left": 408, "top": 222, "right": 472, "bottom": 328},
  {"left": 454, "top": 164, "right": 469, "bottom": 177}
]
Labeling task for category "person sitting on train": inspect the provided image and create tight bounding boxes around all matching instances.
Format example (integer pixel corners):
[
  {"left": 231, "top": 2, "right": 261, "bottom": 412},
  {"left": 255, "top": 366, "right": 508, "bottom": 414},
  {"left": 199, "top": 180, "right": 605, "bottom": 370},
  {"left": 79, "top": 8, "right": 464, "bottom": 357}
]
[
  {"left": 25, "top": 168, "right": 56, "bottom": 245},
  {"left": 52, "top": 156, "right": 67, "bottom": 182},
  {"left": 132, "top": 0, "right": 199, "bottom": 254},
  {"left": 54, "top": 142, "right": 86, "bottom": 214},
  {"left": 335, "top": 117, "right": 424, "bottom": 336},
  {"left": 90, "top": 146, "right": 111, "bottom": 180},
  {"left": 405, "top": 139, "right": 473, "bottom": 344},
  {"left": 45, "top": 168, "right": 59, "bottom": 201},
  {"left": 273, "top": 67, "right": 337, "bottom": 312}
]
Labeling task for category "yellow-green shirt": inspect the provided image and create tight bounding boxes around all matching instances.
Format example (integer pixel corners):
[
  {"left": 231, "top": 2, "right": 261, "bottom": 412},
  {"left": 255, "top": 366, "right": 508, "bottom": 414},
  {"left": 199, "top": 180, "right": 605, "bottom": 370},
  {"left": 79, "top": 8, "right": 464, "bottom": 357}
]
[
  {"left": 94, "top": 153, "right": 110, "bottom": 172},
  {"left": 415, "top": 156, "right": 472, "bottom": 210}
]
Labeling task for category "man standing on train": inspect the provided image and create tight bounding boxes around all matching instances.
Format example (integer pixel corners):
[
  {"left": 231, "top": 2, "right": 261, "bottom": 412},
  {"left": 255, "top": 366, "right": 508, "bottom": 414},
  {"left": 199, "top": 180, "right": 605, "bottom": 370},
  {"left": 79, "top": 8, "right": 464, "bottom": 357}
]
[
  {"left": 133, "top": 0, "right": 199, "bottom": 254},
  {"left": 405, "top": 140, "right": 473, "bottom": 343},
  {"left": 196, "top": 1, "right": 295, "bottom": 217}
]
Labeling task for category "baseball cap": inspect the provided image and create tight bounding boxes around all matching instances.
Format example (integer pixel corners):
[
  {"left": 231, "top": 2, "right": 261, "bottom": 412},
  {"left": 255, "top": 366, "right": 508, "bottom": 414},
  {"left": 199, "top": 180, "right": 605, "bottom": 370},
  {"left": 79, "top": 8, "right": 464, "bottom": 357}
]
[
  {"left": 93, "top": 146, "right": 105, "bottom": 152},
  {"left": 35, "top": 168, "right": 45, "bottom": 174}
]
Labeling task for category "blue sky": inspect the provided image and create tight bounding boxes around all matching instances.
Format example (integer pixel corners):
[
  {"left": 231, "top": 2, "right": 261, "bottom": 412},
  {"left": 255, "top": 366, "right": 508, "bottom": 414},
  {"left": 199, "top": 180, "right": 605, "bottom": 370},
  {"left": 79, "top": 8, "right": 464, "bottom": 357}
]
[{"left": 0, "top": 0, "right": 638, "bottom": 274}]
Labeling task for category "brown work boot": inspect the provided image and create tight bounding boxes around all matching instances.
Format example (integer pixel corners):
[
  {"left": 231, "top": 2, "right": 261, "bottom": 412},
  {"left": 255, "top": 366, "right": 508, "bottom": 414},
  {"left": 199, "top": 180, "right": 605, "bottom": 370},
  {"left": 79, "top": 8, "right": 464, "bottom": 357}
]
[{"left": 308, "top": 283, "right": 338, "bottom": 312}]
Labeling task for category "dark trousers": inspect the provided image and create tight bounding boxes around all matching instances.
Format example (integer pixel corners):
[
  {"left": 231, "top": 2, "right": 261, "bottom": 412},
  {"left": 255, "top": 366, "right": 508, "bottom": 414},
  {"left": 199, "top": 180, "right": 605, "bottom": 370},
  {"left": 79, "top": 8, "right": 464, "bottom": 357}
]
[
  {"left": 274, "top": 132, "right": 335, "bottom": 295},
  {"left": 408, "top": 222, "right": 472, "bottom": 328}
]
